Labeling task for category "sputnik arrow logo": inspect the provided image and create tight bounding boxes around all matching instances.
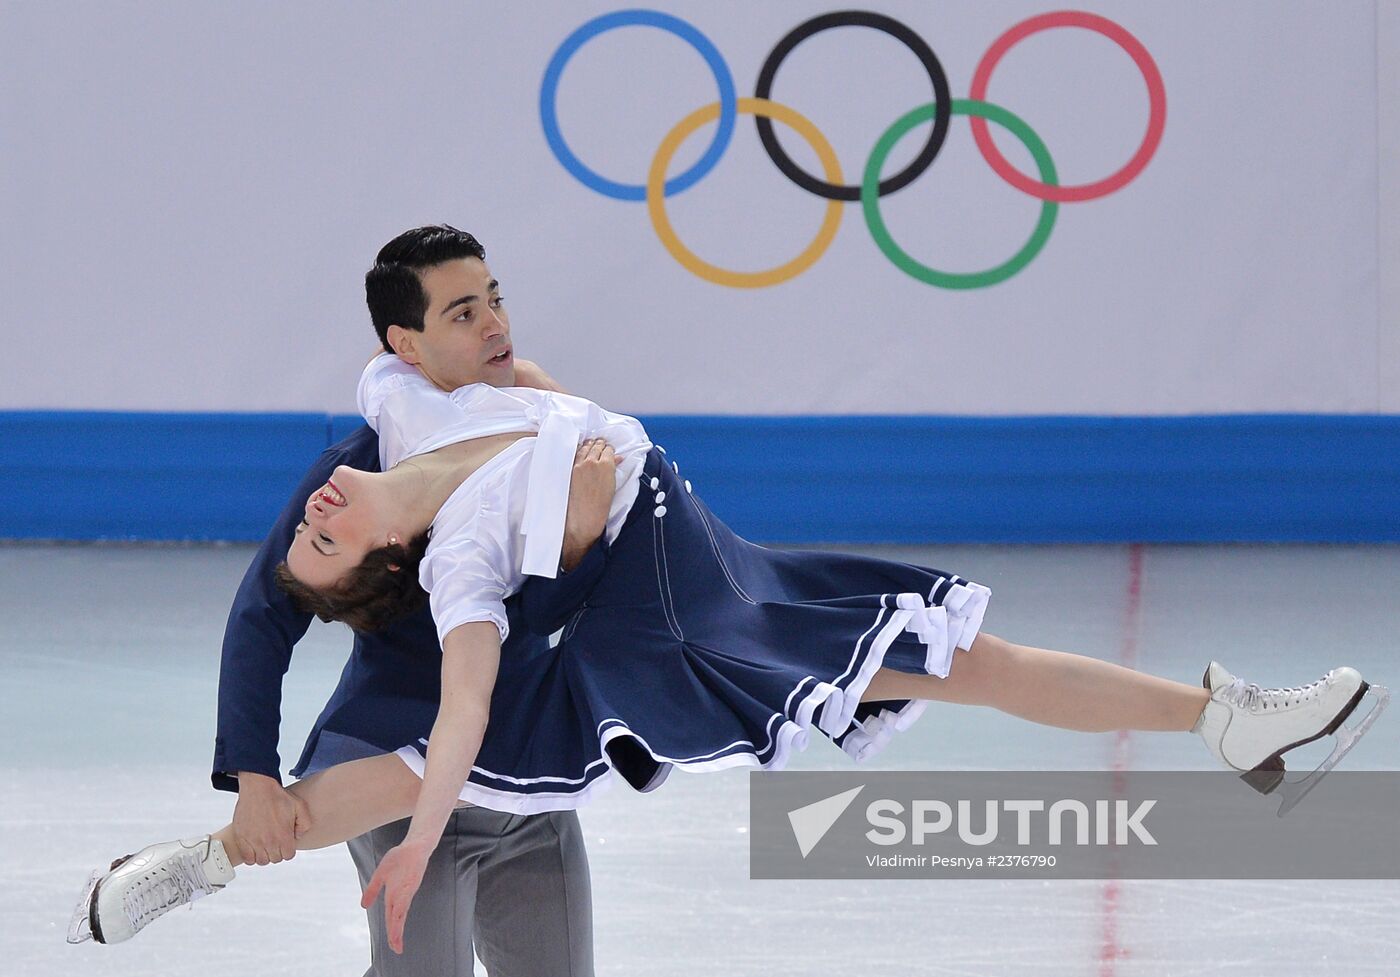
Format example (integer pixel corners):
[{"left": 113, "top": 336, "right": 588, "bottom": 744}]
[{"left": 787, "top": 785, "right": 865, "bottom": 858}]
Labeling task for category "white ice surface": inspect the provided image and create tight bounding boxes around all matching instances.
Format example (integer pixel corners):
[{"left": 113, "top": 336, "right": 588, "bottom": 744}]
[{"left": 2, "top": 543, "right": 1397, "bottom": 975}]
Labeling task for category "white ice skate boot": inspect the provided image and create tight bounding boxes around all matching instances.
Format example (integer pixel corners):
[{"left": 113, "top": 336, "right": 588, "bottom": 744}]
[
  {"left": 1193, "top": 662, "right": 1389, "bottom": 815},
  {"left": 66, "top": 835, "right": 235, "bottom": 944}
]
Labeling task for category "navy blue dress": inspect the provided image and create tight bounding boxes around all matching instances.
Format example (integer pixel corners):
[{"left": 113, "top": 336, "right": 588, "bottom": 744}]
[{"left": 397, "top": 446, "right": 991, "bottom": 814}]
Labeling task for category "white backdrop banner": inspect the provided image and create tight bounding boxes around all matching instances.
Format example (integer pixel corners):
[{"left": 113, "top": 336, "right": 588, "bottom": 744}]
[{"left": 0, "top": 1, "right": 1382, "bottom": 415}]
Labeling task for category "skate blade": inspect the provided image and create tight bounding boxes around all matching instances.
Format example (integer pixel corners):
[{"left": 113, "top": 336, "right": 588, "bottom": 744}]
[
  {"left": 1273, "top": 684, "right": 1390, "bottom": 817},
  {"left": 65, "top": 869, "right": 103, "bottom": 944}
]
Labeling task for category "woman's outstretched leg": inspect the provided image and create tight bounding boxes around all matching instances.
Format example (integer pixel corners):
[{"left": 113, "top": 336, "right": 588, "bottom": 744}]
[
  {"left": 214, "top": 753, "right": 422, "bottom": 868},
  {"left": 860, "top": 632, "right": 1209, "bottom": 732},
  {"left": 74, "top": 753, "right": 424, "bottom": 944},
  {"left": 858, "top": 630, "right": 1383, "bottom": 810}
]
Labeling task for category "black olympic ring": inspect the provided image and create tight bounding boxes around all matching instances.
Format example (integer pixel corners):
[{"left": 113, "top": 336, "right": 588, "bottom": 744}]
[{"left": 753, "top": 10, "right": 952, "bottom": 202}]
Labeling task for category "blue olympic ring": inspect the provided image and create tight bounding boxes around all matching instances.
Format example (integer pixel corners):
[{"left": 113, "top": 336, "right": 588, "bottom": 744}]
[{"left": 539, "top": 9, "right": 736, "bottom": 202}]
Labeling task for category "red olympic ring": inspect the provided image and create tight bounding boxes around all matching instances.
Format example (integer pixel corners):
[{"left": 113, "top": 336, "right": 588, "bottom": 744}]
[{"left": 969, "top": 11, "right": 1166, "bottom": 203}]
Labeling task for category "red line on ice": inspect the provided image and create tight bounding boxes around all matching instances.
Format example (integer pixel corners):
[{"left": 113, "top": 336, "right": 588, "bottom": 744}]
[{"left": 1098, "top": 542, "right": 1143, "bottom": 976}]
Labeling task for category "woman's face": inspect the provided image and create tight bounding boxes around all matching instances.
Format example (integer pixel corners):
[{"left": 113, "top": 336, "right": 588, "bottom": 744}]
[{"left": 285, "top": 465, "right": 398, "bottom": 591}]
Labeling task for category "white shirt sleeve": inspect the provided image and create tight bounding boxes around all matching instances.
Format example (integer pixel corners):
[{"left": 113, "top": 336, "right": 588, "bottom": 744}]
[
  {"left": 418, "top": 503, "right": 514, "bottom": 647},
  {"left": 357, "top": 353, "right": 431, "bottom": 429}
]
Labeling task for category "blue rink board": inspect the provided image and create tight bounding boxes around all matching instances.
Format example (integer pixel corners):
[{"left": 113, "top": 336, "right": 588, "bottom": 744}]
[{"left": 3, "top": 412, "right": 1399, "bottom": 543}]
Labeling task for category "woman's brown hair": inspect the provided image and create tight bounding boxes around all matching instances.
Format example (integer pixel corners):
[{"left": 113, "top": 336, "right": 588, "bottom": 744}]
[{"left": 275, "top": 532, "right": 431, "bottom": 633}]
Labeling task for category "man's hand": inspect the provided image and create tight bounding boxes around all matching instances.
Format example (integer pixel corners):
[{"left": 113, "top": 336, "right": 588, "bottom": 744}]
[
  {"left": 231, "top": 772, "right": 312, "bottom": 866},
  {"left": 561, "top": 438, "right": 621, "bottom": 571},
  {"left": 361, "top": 839, "right": 433, "bottom": 954},
  {"left": 512, "top": 358, "right": 568, "bottom": 393}
]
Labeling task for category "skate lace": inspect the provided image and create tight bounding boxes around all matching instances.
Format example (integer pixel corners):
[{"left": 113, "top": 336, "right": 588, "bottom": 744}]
[
  {"left": 1223, "top": 674, "right": 1329, "bottom": 711},
  {"left": 122, "top": 849, "right": 215, "bottom": 933}
]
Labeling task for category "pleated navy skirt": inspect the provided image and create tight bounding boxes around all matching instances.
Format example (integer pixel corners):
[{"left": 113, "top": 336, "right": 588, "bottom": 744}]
[{"left": 398, "top": 447, "right": 991, "bottom": 814}]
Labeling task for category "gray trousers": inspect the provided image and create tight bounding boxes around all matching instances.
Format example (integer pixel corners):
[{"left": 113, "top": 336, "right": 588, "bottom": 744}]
[{"left": 346, "top": 806, "right": 594, "bottom": 977}]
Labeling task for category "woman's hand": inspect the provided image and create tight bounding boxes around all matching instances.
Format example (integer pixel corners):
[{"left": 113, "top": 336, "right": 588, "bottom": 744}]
[
  {"left": 360, "top": 839, "right": 434, "bottom": 954},
  {"left": 561, "top": 438, "right": 621, "bottom": 571}
]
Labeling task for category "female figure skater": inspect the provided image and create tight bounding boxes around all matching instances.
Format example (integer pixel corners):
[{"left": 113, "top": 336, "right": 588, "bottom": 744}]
[{"left": 76, "top": 324, "right": 1386, "bottom": 956}]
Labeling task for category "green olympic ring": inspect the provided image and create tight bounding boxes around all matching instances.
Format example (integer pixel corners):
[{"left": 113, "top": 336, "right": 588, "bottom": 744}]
[{"left": 862, "top": 99, "right": 1059, "bottom": 290}]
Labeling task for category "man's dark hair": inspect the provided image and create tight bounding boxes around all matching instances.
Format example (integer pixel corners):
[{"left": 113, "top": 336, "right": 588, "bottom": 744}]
[
  {"left": 366, "top": 224, "right": 486, "bottom": 352},
  {"left": 274, "top": 532, "right": 432, "bottom": 633}
]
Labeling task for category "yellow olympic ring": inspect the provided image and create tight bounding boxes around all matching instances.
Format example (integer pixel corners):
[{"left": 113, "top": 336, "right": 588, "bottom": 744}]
[{"left": 646, "top": 97, "right": 843, "bottom": 289}]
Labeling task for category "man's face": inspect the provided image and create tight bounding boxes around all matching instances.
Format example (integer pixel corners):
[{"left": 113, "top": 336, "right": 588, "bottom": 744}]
[{"left": 388, "top": 257, "right": 515, "bottom": 390}]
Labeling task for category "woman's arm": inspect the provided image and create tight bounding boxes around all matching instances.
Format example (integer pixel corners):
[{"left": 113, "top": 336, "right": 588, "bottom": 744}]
[
  {"left": 360, "top": 620, "right": 500, "bottom": 953},
  {"left": 405, "top": 620, "right": 499, "bottom": 847},
  {"left": 512, "top": 357, "right": 568, "bottom": 393}
]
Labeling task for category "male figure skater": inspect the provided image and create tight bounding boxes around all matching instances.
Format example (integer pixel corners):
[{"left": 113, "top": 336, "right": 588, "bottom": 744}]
[{"left": 213, "top": 225, "right": 606, "bottom": 975}]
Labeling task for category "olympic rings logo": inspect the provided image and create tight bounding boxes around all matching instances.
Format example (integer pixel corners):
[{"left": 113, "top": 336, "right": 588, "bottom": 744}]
[{"left": 540, "top": 9, "right": 1166, "bottom": 290}]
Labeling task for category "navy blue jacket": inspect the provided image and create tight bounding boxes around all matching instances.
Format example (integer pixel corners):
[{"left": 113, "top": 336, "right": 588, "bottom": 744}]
[{"left": 212, "top": 424, "right": 606, "bottom": 791}]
